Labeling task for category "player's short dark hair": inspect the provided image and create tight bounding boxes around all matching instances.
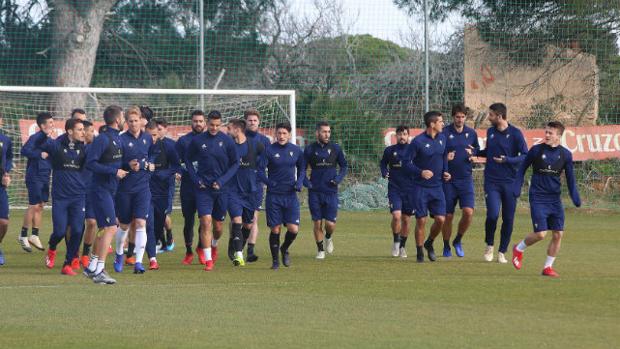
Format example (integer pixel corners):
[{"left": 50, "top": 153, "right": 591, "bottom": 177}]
[
  {"left": 395, "top": 125, "right": 409, "bottom": 134},
  {"left": 103, "top": 105, "right": 123, "bottom": 126},
  {"left": 451, "top": 103, "right": 468, "bottom": 117},
  {"left": 489, "top": 103, "right": 507, "bottom": 119},
  {"left": 423, "top": 111, "right": 443, "bottom": 127},
  {"left": 154, "top": 117, "right": 168, "bottom": 128},
  {"left": 191, "top": 109, "right": 205, "bottom": 118},
  {"left": 228, "top": 118, "right": 246, "bottom": 131},
  {"left": 71, "top": 108, "right": 86, "bottom": 119},
  {"left": 82, "top": 120, "right": 93, "bottom": 128},
  {"left": 36, "top": 112, "right": 53, "bottom": 127},
  {"left": 547, "top": 121, "right": 565, "bottom": 136},
  {"left": 207, "top": 110, "right": 222, "bottom": 121},
  {"left": 139, "top": 106, "right": 154, "bottom": 121},
  {"left": 243, "top": 108, "right": 260, "bottom": 120},
  {"left": 65, "top": 118, "right": 83, "bottom": 132},
  {"left": 276, "top": 122, "right": 291, "bottom": 133},
  {"left": 316, "top": 121, "right": 330, "bottom": 131},
  {"left": 145, "top": 120, "right": 158, "bottom": 130}
]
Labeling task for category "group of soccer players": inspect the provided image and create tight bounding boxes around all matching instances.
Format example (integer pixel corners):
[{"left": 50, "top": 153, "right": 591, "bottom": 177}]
[
  {"left": 382, "top": 103, "right": 580, "bottom": 277},
  {"left": 0, "top": 100, "right": 579, "bottom": 282}
]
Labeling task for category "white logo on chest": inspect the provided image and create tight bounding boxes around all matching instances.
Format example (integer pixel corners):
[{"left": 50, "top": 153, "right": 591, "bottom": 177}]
[
  {"left": 143, "top": 139, "right": 146, "bottom": 145},
  {"left": 449, "top": 134, "right": 454, "bottom": 139},
  {"left": 289, "top": 151, "right": 294, "bottom": 157},
  {"left": 275, "top": 153, "right": 280, "bottom": 158},
  {"left": 201, "top": 144, "right": 207, "bottom": 149},
  {"left": 219, "top": 141, "right": 223, "bottom": 147},
  {"left": 327, "top": 149, "right": 331, "bottom": 154},
  {"left": 465, "top": 133, "right": 469, "bottom": 138},
  {"left": 490, "top": 134, "right": 494, "bottom": 139},
  {"left": 542, "top": 154, "right": 546, "bottom": 159},
  {"left": 425, "top": 144, "right": 430, "bottom": 148},
  {"left": 129, "top": 142, "right": 134, "bottom": 147}
]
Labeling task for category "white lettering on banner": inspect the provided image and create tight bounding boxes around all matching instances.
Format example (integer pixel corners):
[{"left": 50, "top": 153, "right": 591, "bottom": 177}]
[
  {"left": 562, "top": 130, "right": 578, "bottom": 153},
  {"left": 614, "top": 134, "right": 620, "bottom": 151}
]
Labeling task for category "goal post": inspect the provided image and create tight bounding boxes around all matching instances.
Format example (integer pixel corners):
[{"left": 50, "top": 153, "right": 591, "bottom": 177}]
[{"left": 0, "top": 86, "right": 296, "bottom": 208}]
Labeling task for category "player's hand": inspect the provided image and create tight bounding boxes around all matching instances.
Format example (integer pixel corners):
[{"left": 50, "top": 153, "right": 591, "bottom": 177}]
[
  {"left": 41, "top": 152, "right": 49, "bottom": 159},
  {"left": 116, "top": 169, "right": 128, "bottom": 179},
  {"left": 493, "top": 155, "right": 506, "bottom": 163},
  {"left": 443, "top": 172, "right": 451, "bottom": 181},
  {"left": 384, "top": 172, "right": 389, "bottom": 179},
  {"left": 447, "top": 151, "right": 455, "bottom": 161},
  {"left": 421, "top": 170, "right": 433, "bottom": 180},
  {"left": 329, "top": 179, "right": 338, "bottom": 187},
  {"left": 148, "top": 163, "right": 155, "bottom": 172},
  {"left": 198, "top": 180, "right": 207, "bottom": 189},
  {"left": 212, "top": 182, "right": 220, "bottom": 190},
  {"left": 175, "top": 173, "right": 181, "bottom": 182},
  {"left": 465, "top": 145, "right": 475, "bottom": 156},
  {"left": 129, "top": 159, "right": 140, "bottom": 171},
  {"left": 1, "top": 174, "right": 10, "bottom": 187}
]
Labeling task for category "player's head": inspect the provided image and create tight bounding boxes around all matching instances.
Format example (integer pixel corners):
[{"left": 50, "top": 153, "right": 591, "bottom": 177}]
[
  {"left": 155, "top": 117, "right": 168, "bottom": 138},
  {"left": 71, "top": 108, "right": 87, "bottom": 121},
  {"left": 207, "top": 110, "right": 222, "bottom": 136},
  {"left": 191, "top": 109, "right": 206, "bottom": 133},
  {"left": 36, "top": 112, "right": 55, "bottom": 134},
  {"left": 275, "top": 122, "right": 291, "bottom": 145},
  {"left": 82, "top": 120, "right": 95, "bottom": 144},
  {"left": 315, "top": 121, "right": 330, "bottom": 144},
  {"left": 103, "top": 105, "right": 124, "bottom": 130},
  {"left": 424, "top": 111, "right": 444, "bottom": 133},
  {"left": 65, "top": 118, "right": 85, "bottom": 143},
  {"left": 227, "top": 118, "right": 246, "bottom": 139},
  {"left": 125, "top": 106, "right": 142, "bottom": 134},
  {"left": 545, "top": 121, "right": 564, "bottom": 146},
  {"left": 488, "top": 103, "right": 507, "bottom": 126},
  {"left": 244, "top": 109, "right": 260, "bottom": 132},
  {"left": 139, "top": 105, "right": 154, "bottom": 122},
  {"left": 145, "top": 120, "right": 159, "bottom": 141},
  {"left": 395, "top": 125, "right": 409, "bottom": 145},
  {"left": 451, "top": 103, "right": 467, "bottom": 128}
]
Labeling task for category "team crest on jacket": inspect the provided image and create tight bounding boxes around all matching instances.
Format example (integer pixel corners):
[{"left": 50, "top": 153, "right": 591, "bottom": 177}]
[
  {"left": 201, "top": 144, "right": 207, "bottom": 149},
  {"left": 465, "top": 133, "right": 469, "bottom": 138},
  {"left": 393, "top": 151, "right": 397, "bottom": 156},
  {"left": 289, "top": 151, "right": 293, "bottom": 157},
  {"left": 143, "top": 139, "right": 146, "bottom": 144},
  {"left": 439, "top": 140, "right": 443, "bottom": 145},
  {"left": 129, "top": 142, "right": 134, "bottom": 147},
  {"left": 490, "top": 134, "right": 494, "bottom": 139},
  {"left": 327, "top": 148, "right": 331, "bottom": 154},
  {"left": 275, "top": 153, "right": 280, "bottom": 158},
  {"left": 425, "top": 144, "right": 430, "bottom": 148},
  {"left": 506, "top": 134, "right": 510, "bottom": 138},
  {"left": 449, "top": 134, "right": 454, "bottom": 139},
  {"left": 219, "top": 141, "right": 223, "bottom": 147}
]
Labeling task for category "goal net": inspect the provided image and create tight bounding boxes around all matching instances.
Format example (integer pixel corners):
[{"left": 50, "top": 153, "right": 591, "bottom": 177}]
[{"left": 0, "top": 86, "right": 296, "bottom": 209}]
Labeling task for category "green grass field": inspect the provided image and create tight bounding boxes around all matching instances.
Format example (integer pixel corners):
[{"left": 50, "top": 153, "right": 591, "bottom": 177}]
[{"left": 0, "top": 208, "right": 618, "bottom": 348}]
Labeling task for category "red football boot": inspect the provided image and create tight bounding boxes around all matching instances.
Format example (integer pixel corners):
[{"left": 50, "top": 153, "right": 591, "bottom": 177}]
[
  {"left": 204, "top": 259, "right": 214, "bottom": 271},
  {"left": 61, "top": 264, "right": 77, "bottom": 276},
  {"left": 196, "top": 247, "right": 206, "bottom": 265},
  {"left": 125, "top": 256, "right": 136, "bottom": 266},
  {"left": 542, "top": 266, "right": 560, "bottom": 278},
  {"left": 71, "top": 258, "right": 80, "bottom": 270},
  {"left": 45, "top": 249, "right": 57, "bottom": 269},
  {"left": 81, "top": 255, "right": 90, "bottom": 269},
  {"left": 149, "top": 259, "right": 160, "bottom": 270},
  {"left": 512, "top": 245, "right": 523, "bottom": 270},
  {"left": 182, "top": 252, "right": 194, "bottom": 265}
]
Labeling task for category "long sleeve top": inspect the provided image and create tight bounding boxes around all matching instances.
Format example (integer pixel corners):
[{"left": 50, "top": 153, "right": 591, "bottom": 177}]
[
  {"left": 402, "top": 131, "right": 448, "bottom": 188},
  {"left": 303, "top": 141, "right": 348, "bottom": 194},
  {"left": 478, "top": 124, "right": 528, "bottom": 184},
  {"left": 185, "top": 131, "right": 239, "bottom": 190},
  {"left": 259, "top": 142, "right": 305, "bottom": 195},
  {"left": 21, "top": 130, "right": 52, "bottom": 182}
]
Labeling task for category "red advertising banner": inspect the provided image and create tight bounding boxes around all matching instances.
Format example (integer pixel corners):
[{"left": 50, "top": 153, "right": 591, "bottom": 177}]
[
  {"left": 18, "top": 120, "right": 306, "bottom": 146},
  {"left": 384, "top": 125, "right": 620, "bottom": 162}
]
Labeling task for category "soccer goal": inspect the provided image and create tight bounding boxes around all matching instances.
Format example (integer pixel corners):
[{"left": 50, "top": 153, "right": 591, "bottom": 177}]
[{"left": 0, "top": 86, "right": 296, "bottom": 208}]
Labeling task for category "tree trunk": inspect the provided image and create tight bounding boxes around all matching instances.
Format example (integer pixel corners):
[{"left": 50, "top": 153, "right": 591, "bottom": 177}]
[{"left": 49, "top": 0, "right": 118, "bottom": 117}]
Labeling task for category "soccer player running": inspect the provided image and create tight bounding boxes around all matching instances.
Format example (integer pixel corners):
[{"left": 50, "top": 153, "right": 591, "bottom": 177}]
[
  {"left": 84, "top": 105, "right": 128, "bottom": 284},
  {"left": 441, "top": 104, "right": 480, "bottom": 258},
  {"left": 185, "top": 110, "right": 239, "bottom": 271},
  {"left": 403, "top": 111, "right": 450, "bottom": 263},
  {"left": 259, "top": 122, "right": 305, "bottom": 270},
  {"left": 380, "top": 125, "right": 414, "bottom": 258},
  {"left": 41, "top": 119, "right": 88, "bottom": 275},
  {"left": 176, "top": 110, "right": 206, "bottom": 265},
  {"left": 226, "top": 119, "right": 265, "bottom": 266},
  {"left": 511, "top": 121, "right": 580, "bottom": 277},
  {"left": 304, "top": 121, "right": 347, "bottom": 259},
  {"left": 146, "top": 118, "right": 180, "bottom": 270},
  {"left": 80, "top": 120, "right": 98, "bottom": 268},
  {"left": 0, "top": 116, "right": 13, "bottom": 266},
  {"left": 478, "top": 103, "right": 528, "bottom": 264},
  {"left": 243, "top": 109, "right": 271, "bottom": 262},
  {"left": 18, "top": 112, "right": 55, "bottom": 252},
  {"left": 113, "top": 107, "right": 154, "bottom": 274}
]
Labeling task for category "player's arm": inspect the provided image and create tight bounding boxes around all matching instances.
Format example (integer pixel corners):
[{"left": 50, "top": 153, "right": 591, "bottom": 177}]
[
  {"left": 20, "top": 132, "right": 45, "bottom": 159},
  {"left": 167, "top": 141, "right": 182, "bottom": 175},
  {"left": 184, "top": 139, "right": 202, "bottom": 187},
  {"left": 512, "top": 146, "right": 537, "bottom": 197},
  {"left": 5, "top": 138, "right": 13, "bottom": 173},
  {"left": 564, "top": 151, "right": 581, "bottom": 207},
  {"left": 295, "top": 148, "right": 306, "bottom": 192},
  {"left": 215, "top": 138, "right": 239, "bottom": 188},
  {"left": 333, "top": 144, "right": 348, "bottom": 184},
  {"left": 256, "top": 151, "right": 271, "bottom": 187},
  {"left": 402, "top": 142, "right": 422, "bottom": 177},
  {"left": 85, "top": 136, "right": 117, "bottom": 175},
  {"left": 471, "top": 131, "right": 481, "bottom": 157},
  {"left": 505, "top": 130, "right": 528, "bottom": 164},
  {"left": 380, "top": 147, "right": 389, "bottom": 178},
  {"left": 302, "top": 145, "right": 312, "bottom": 188}
]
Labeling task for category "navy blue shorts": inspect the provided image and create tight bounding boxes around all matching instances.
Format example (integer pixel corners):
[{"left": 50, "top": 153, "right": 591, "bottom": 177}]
[
  {"left": 443, "top": 180, "right": 475, "bottom": 214},
  {"left": 530, "top": 201, "right": 564, "bottom": 232},
  {"left": 90, "top": 189, "right": 117, "bottom": 228},
  {"left": 85, "top": 191, "right": 96, "bottom": 220},
  {"left": 265, "top": 192, "right": 300, "bottom": 228},
  {"left": 388, "top": 189, "right": 414, "bottom": 215},
  {"left": 0, "top": 187, "right": 8, "bottom": 220},
  {"left": 409, "top": 186, "right": 446, "bottom": 218},
  {"left": 115, "top": 190, "right": 152, "bottom": 224},
  {"left": 228, "top": 191, "right": 258, "bottom": 224},
  {"left": 195, "top": 188, "right": 227, "bottom": 221},
  {"left": 26, "top": 180, "right": 49, "bottom": 205},
  {"left": 254, "top": 186, "right": 265, "bottom": 211},
  {"left": 308, "top": 191, "right": 338, "bottom": 222}
]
